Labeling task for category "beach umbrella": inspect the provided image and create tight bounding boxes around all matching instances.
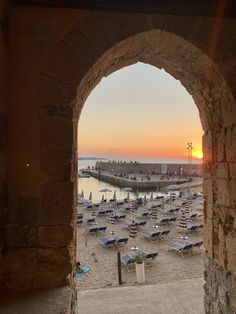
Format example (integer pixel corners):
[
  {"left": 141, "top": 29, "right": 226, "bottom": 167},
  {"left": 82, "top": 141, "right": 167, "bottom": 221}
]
[
  {"left": 136, "top": 189, "right": 139, "bottom": 199},
  {"left": 129, "top": 220, "right": 138, "bottom": 247},
  {"left": 130, "top": 200, "right": 136, "bottom": 213},
  {"left": 91, "top": 207, "right": 96, "bottom": 219},
  {"left": 89, "top": 191, "right": 92, "bottom": 201},
  {"left": 178, "top": 211, "right": 188, "bottom": 230},
  {"left": 113, "top": 190, "right": 116, "bottom": 200},
  {"left": 161, "top": 197, "right": 165, "bottom": 209},
  {"left": 81, "top": 190, "right": 84, "bottom": 198},
  {"left": 101, "top": 194, "right": 104, "bottom": 203},
  {"left": 109, "top": 214, "right": 116, "bottom": 225},
  {"left": 127, "top": 191, "right": 130, "bottom": 201},
  {"left": 151, "top": 208, "right": 158, "bottom": 221},
  {"left": 150, "top": 192, "right": 153, "bottom": 200},
  {"left": 122, "top": 187, "right": 132, "bottom": 192},
  {"left": 143, "top": 195, "right": 147, "bottom": 205},
  {"left": 184, "top": 200, "right": 190, "bottom": 215}
]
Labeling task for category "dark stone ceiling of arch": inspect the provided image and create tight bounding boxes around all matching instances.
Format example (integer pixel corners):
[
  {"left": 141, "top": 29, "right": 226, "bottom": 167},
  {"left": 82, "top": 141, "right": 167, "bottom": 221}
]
[{"left": 9, "top": 0, "right": 236, "bottom": 18}]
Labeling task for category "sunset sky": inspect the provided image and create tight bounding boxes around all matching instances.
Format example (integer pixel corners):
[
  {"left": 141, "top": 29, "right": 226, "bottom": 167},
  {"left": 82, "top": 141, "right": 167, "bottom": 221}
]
[{"left": 78, "top": 63, "right": 203, "bottom": 162}]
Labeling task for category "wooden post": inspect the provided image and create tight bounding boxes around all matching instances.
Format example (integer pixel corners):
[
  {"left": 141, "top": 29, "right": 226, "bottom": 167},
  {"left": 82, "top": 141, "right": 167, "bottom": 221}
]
[{"left": 117, "top": 251, "right": 122, "bottom": 285}]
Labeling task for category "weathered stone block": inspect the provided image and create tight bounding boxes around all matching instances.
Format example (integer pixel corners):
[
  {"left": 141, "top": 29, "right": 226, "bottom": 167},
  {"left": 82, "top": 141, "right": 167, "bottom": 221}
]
[
  {"left": 226, "top": 231, "right": 236, "bottom": 277},
  {"left": 202, "top": 130, "right": 212, "bottom": 162},
  {"left": 217, "top": 179, "right": 231, "bottom": 207},
  {"left": 203, "top": 179, "right": 213, "bottom": 203},
  {"left": 204, "top": 218, "right": 213, "bottom": 258},
  {"left": 40, "top": 181, "right": 74, "bottom": 225},
  {"left": 0, "top": 112, "right": 8, "bottom": 150},
  {"left": 5, "top": 224, "right": 38, "bottom": 248},
  {"left": 4, "top": 248, "right": 37, "bottom": 273},
  {"left": 226, "top": 126, "right": 236, "bottom": 162},
  {"left": 18, "top": 196, "right": 39, "bottom": 226},
  {"left": 39, "top": 225, "right": 74, "bottom": 247}
]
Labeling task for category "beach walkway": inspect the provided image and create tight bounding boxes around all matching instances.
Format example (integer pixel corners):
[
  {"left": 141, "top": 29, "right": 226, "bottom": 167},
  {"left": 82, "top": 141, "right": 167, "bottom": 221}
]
[{"left": 77, "top": 277, "right": 204, "bottom": 314}]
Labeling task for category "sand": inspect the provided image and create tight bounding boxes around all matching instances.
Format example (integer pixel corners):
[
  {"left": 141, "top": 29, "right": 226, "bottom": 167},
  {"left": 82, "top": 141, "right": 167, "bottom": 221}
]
[{"left": 76, "top": 197, "right": 204, "bottom": 291}]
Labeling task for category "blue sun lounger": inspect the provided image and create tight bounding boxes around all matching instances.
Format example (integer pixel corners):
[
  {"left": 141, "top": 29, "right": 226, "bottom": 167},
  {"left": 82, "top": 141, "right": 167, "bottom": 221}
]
[
  {"left": 97, "top": 237, "right": 117, "bottom": 247},
  {"left": 166, "top": 242, "right": 194, "bottom": 256},
  {"left": 121, "top": 254, "right": 135, "bottom": 271},
  {"left": 141, "top": 230, "right": 162, "bottom": 242},
  {"left": 116, "top": 237, "right": 129, "bottom": 245}
]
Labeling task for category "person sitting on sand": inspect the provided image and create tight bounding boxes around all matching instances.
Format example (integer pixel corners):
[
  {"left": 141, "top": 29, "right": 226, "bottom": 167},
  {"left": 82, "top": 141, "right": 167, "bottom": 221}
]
[{"left": 76, "top": 261, "right": 84, "bottom": 273}]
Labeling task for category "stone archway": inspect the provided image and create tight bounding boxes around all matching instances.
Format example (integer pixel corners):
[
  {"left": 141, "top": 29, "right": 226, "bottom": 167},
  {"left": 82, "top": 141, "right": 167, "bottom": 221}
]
[
  {"left": 38, "top": 15, "right": 236, "bottom": 311},
  {"left": 4, "top": 8, "right": 236, "bottom": 313}
]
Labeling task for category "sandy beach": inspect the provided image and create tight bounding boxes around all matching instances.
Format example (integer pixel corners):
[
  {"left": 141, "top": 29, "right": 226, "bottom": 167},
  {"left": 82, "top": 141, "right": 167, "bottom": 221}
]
[{"left": 76, "top": 196, "right": 204, "bottom": 291}]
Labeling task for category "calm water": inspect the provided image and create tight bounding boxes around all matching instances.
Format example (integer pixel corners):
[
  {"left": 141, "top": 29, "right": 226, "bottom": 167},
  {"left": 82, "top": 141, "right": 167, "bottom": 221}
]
[{"left": 77, "top": 158, "right": 202, "bottom": 202}]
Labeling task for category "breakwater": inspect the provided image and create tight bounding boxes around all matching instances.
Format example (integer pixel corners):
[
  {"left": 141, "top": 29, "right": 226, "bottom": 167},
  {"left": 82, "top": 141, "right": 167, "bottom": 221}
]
[
  {"left": 89, "top": 171, "right": 190, "bottom": 191},
  {"left": 95, "top": 161, "right": 202, "bottom": 176}
]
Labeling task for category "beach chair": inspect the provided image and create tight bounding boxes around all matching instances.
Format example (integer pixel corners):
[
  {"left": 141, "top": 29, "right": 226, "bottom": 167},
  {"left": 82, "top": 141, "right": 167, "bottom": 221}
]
[
  {"left": 97, "top": 210, "right": 106, "bottom": 217},
  {"left": 77, "top": 213, "right": 84, "bottom": 220},
  {"left": 84, "top": 218, "right": 96, "bottom": 224},
  {"left": 116, "top": 237, "right": 129, "bottom": 245},
  {"left": 97, "top": 226, "right": 107, "bottom": 233},
  {"left": 97, "top": 237, "right": 116, "bottom": 247},
  {"left": 141, "top": 230, "right": 162, "bottom": 242},
  {"left": 160, "top": 230, "right": 171, "bottom": 239},
  {"left": 77, "top": 219, "right": 83, "bottom": 225},
  {"left": 187, "top": 213, "right": 198, "bottom": 220},
  {"left": 105, "top": 209, "right": 114, "bottom": 215},
  {"left": 187, "top": 224, "right": 203, "bottom": 233},
  {"left": 137, "top": 212, "right": 149, "bottom": 220},
  {"left": 138, "top": 221, "right": 147, "bottom": 228},
  {"left": 134, "top": 249, "right": 159, "bottom": 265},
  {"left": 166, "top": 242, "right": 194, "bottom": 257},
  {"left": 87, "top": 226, "right": 99, "bottom": 236},
  {"left": 121, "top": 254, "right": 135, "bottom": 271}
]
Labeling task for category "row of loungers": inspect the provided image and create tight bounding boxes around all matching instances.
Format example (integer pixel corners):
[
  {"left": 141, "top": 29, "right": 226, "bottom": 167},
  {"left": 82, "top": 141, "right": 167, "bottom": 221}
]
[
  {"left": 121, "top": 250, "right": 159, "bottom": 271},
  {"left": 166, "top": 241, "right": 203, "bottom": 257}
]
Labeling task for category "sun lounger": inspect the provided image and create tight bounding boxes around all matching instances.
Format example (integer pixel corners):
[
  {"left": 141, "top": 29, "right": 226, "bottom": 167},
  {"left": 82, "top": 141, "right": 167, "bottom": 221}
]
[
  {"left": 84, "top": 218, "right": 96, "bottom": 224},
  {"left": 116, "top": 237, "right": 129, "bottom": 245},
  {"left": 121, "top": 254, "right": 135, "bottom": 271},
  {"left": 97, "top": 226, "right": 107, "bottom": 233},
  {"left": 134, "top": 249, "right": 159, "bottom": 264},
  {"left": 77, "top": 219, "right": 83, "bottom": 225},
  {"left": 160, "top": 230, "right": 171, "bottom": 238},
  {"left": 97, "top": 237, "right": 116, "bottom": 247},
  {"left": 141, "top": 230, "right": 162, "bottom": 242},
  {"left": 87, "top": 226, "right": 99, "bottom": 235},
  {"left": 97, "top": 210, "right": 106, "bottom": 216},
  {"left": 187, "top": 224, "right": 203, "bottom": 233},
  {"left": 77, "top": 213, "right": 84, "bottom": 220},
  {"left": 166, "top": 242, "right": 194, "bottom": 256},
  {"left": 187, "top": 213, "right": 198, "bottom": 220},
  {"left": 105, "top": 209, "right": 114, "bottom": 214}
]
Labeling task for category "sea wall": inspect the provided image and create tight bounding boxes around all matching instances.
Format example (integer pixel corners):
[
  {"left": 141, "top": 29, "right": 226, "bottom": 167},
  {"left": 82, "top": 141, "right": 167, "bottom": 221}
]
[
  {"left": 95, "top": 161, "right": 202, "bottom": 176},
  {"left": 90, "top": 171, "right": 189, "bottom": 191}
]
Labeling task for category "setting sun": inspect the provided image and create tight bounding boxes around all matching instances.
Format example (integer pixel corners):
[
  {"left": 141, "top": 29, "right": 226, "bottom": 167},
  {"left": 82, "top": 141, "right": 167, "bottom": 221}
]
[{"left": 193, "top": 150, "right": 203, "bottom": 159}]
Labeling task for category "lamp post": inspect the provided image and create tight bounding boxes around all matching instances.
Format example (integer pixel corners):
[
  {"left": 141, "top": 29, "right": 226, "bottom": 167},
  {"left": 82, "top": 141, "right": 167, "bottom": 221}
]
[{"left": 187, "top": 142, "right": 193, "bottom": 174}]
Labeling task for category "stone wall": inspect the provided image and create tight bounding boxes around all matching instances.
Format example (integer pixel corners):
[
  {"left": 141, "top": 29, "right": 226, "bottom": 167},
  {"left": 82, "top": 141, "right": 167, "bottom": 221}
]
[
  {"left": 2, "top": 4, "right": 236, "bottom": 314},
  {"left": 95, "top": 161, "right": 202, "bottom": 176},
  {"left": 0, "top": 0, "right": 7, "bottom": 288}
]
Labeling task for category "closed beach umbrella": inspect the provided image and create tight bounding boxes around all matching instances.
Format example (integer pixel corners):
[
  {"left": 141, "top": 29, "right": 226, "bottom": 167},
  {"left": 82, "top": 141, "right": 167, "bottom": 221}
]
[
  {"left": 184, "top": 200, "right": 190, "bottom": 215},
  {"left": 91, "top": 207, "right": 96, "bottom": 218},
  {"left": 161, "top": 197, "right": 165, "bottom": 209},
  {"left": 130, "top": 201, "right": 136, "bottom": 213},
  {"left": 113, "top": 190, "right": 116, "bottom": 200},
  {"left": 101, "top": 194, "right": 104, "bottom": 203},
  {"left": 81, "top": 190, "right": 84, "bottom": 198},
  {"left": 127, "top": 191, "right": 130, "bottom": 201},
  {"left": 89, "top": 191, "right": 92, "bottom": 201},
  {"left": 178, "top": 211, "right": 188, "bottom": 230},
  {"left": 150, "top": 192, "right": 153, "bottom": 200},
  {"left": 110, "top": 214, "right": 116, "bottom": 225},
  {"left": 136, "top": 189, "right": 139, "bottom": 199},
  {"left": 151, "top": 208, "right": 158, "bottom": 221},
  {"left": 129, "top": 220, "right": 137, "bottom": 239},
  {"left": 143, "top": 195, "right": 147, "bottom": 205}
]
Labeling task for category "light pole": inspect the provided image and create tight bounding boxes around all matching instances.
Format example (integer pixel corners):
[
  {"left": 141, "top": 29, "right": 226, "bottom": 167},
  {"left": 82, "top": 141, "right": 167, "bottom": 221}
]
[{"left": 187, "top": 142, "right": 193, "bottom": 192}]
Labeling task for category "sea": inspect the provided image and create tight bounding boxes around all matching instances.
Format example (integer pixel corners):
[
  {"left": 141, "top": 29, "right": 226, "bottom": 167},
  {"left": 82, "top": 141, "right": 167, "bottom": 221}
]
[{"left": 78, "top": 156, "right": 202, "bottom": 203}]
